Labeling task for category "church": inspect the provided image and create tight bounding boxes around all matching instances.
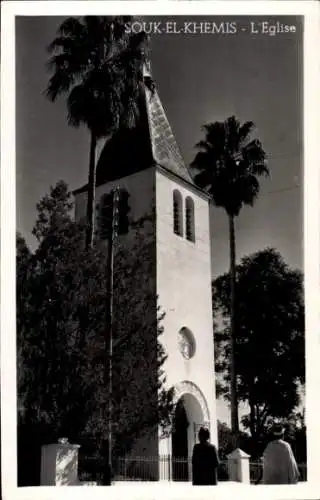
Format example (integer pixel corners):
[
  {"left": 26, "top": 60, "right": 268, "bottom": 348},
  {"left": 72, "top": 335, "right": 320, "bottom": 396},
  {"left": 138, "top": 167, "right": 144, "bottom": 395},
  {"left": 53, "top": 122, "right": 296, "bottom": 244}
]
[{"left": 73, "top": 63, "right": 217, "bottom": 481}]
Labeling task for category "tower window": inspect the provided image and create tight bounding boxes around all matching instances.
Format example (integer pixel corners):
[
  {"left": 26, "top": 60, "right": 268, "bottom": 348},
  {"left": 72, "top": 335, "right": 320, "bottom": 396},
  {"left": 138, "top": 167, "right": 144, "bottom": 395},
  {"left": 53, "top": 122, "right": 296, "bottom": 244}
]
[
  {"left": 173, "top": 189, "right": 183, "bottom": 236},
  {"left": 185, "top": 196, "right": 195, "bottom": 242}
]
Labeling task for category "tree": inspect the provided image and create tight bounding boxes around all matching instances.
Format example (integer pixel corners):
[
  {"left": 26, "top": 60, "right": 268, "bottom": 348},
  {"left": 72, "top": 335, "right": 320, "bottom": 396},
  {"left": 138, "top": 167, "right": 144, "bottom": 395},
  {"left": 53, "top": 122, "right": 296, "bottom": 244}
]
[
  {"left": 213, "top": 248, "right": 304, "bottom": 444},
  {"left": 190, "top": 116, "right": 268, "bottom": 433},
  {"left": 217, "top": 421, "right": 251, "bottom": 460},
  {"left": 31, "top": 179, "right": 73, "bottom": 242},
  {"left": 17, "top": 181, "right": 174, "bottom": 484},
  {"left": 284, "top": 410, "right": 306, "bottom": 464},
  {"left": 16, "top": 232, "right": 32, "bottom": 417},
  {"left": 46, "top": 16, "right": 150, "bottom": 249}
]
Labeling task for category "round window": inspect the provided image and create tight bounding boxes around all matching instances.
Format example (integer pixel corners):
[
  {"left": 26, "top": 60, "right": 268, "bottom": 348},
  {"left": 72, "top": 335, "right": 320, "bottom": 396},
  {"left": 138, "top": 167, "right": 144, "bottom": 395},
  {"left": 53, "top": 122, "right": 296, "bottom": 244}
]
[{"left": 178, "top": 327, "right": 196, "bottom": 360}]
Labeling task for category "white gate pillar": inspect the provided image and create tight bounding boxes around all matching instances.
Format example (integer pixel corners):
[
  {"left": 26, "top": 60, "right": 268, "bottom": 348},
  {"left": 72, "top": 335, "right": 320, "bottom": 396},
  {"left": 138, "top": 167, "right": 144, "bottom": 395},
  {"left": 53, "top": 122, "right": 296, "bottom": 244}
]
[
  {"left": 41, "top": 440, "right": 81, "bottom": 485},
  {"left": 158, "top": 429, "right": 172, "bottom": 481},
  {"left": 227, "top": 448, "right": 250, "bottom": 483}
]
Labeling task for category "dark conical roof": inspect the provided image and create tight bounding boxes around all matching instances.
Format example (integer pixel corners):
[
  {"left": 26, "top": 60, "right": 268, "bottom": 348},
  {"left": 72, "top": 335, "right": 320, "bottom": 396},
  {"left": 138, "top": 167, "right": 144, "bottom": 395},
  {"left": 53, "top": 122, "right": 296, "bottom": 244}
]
[{"left": 73, "top": 64, "right": 194, "bottom": 195}]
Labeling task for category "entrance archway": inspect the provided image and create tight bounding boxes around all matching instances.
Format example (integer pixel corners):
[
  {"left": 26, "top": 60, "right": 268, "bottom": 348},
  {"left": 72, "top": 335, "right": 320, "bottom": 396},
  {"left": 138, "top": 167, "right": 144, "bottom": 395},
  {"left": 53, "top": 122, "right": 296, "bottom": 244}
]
[{"left": 171, "top": 382, "right": 210, "bottom": 481}]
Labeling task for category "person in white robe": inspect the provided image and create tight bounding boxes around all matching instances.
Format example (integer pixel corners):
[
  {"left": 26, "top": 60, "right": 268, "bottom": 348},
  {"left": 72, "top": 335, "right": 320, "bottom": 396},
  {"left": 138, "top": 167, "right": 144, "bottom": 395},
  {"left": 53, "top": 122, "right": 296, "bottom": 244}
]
[{"left": 262, "top": 423, "right": 299, "bottom": 484}]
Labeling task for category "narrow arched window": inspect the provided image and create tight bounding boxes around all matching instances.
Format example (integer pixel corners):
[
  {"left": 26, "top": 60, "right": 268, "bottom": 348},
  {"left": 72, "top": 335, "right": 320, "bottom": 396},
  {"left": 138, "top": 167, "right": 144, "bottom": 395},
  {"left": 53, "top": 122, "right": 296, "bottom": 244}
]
[
  {"left": 185, "top": 196, "right": 195, "bottom": 242},
  {"left": 173, "top": 190, "right": 183, "bottom": 236}
]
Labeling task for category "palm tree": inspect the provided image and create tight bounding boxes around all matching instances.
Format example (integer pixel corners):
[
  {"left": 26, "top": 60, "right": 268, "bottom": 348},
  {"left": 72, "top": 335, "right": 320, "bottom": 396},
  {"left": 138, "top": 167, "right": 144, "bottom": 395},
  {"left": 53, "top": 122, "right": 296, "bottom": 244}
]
[
  {"left": 190, "top": 116, "right": 268, "bottom": 433},
  {"left": 46, "top": 16, "right": 149, "bottom": 248}
]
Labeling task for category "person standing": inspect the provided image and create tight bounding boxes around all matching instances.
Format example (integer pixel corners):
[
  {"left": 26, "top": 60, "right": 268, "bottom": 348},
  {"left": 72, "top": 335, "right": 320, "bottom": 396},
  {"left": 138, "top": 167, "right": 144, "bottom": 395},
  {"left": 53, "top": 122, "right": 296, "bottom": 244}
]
[
  {"left": 192, "top": 427, "right": 219, "bottom": 485},
  {"left": 262, "top": 423, "right": 300, "bottom": 484}
]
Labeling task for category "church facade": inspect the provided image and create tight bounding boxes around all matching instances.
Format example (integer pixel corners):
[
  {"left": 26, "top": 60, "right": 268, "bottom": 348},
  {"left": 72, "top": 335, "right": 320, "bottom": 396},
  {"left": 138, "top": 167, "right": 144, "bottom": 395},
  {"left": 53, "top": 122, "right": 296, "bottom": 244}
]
[{"left": 73, "top": 64, "right": 217, "bottom": 481}]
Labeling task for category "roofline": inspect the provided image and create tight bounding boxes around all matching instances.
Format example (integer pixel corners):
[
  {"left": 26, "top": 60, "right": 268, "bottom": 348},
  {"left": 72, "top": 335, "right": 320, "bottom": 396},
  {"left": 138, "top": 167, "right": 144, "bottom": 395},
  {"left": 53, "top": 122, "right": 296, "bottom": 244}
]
[
  {"left": 72, "top": 164, "right": 211, "bottom": 202},
  {"left": 144, "top": 83, "right": 195, "bottom": 188},
  {"left": 72, "top": 184, "right": 87, "bottom": 196},
  {"left": 156, "top": 164, "right": 211, "bottom": 201}
]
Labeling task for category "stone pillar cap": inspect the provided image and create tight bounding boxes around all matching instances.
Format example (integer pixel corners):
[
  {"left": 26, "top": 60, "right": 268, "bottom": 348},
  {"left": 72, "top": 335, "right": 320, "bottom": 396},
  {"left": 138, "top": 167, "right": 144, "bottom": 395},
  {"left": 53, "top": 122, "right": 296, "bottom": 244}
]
[
  {"left": 42, "top": 443, "right": 81, "bottom": 449},
  {"left": 227, "top": 448, "right": 250, "bottom": 459}
]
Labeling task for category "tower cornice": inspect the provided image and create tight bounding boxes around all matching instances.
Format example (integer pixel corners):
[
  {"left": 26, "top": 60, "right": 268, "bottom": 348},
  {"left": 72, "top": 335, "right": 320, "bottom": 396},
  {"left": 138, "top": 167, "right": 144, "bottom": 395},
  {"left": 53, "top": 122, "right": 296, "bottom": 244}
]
[{"left": 155, "top": 164, "right": 211, "bottom": 202}]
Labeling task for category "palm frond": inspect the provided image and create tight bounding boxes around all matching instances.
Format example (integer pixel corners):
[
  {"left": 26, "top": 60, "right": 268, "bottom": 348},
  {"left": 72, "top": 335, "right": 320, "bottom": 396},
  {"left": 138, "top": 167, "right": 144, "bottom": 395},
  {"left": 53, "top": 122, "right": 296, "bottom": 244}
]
[
  {"left": 190, "top": 116, "right": 269, "bottom": 215},
  {"left": 45, "top": 68, "right": 76, "bottom": 101},
  {"left": 190, "top": 150, "right": 213, "bottom": 171},
  {"left": 57, "top": 17, "right": 84, "bottom": 38},
  {"left": 203, "top": 122, "right": 227, "bottom": 156},
  {"left": 144, "top": 76, "right": 156, "bottom": 94},
  {"left": 112, "top": 16, "right": 134, "bottom": 42},
  {"left": 66, "top": 83, "right": 88, "bottom": 127},
  {"left": 83, "top": 16, "right": 106, "bottom": 40},
  {"left": 193, "top": 169, "right": 213, "bottom": 191},
  {"left": 243, "top": 139, "right": 269, "bottom": 176},
  {"left": 237, "top": 174, "right": 260, "bottom": 206},
  {"left": 239, "top": 121, "right": 255, "bottom": 143},
  {"left": 66, "top": 65, "right": 123, "bottom": 136},
  {"left": 46, "top": 53, "right": 74, "bottom": 72},
  {"left": 194, "top": 139, "right": 211, "bottom": 152},
  {"left": 47, "top": 36, "right": 74, "bottom": 55},
  {"left": 225, "top": 116, "right": 240, "bottom": 153},
  {"left": 46, "top": 15, "right": 150, "bottom": 139}
]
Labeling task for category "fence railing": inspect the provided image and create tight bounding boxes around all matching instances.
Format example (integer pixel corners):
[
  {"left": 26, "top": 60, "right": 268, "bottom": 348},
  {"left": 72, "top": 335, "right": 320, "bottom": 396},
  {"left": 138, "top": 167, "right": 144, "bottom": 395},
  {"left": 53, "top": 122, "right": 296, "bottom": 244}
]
[
  {"left": 249, "top": 461, "right": 263, "bottom": 484},
  {"left": 249, "top": 460, "right": 307, "bottom": 484},
  {"left": 298, "top": 463, "right": 307, "bottom": 482},
  {"left": 114, "top": 456, "right": 167, "bottom": 482},
  {"left": 113, "top": 456, "right": 231, "bottom": 482},
  {"left": 78, "top": 455, "right": 229, "bottom": 483},
  {"left": 78, "top": 454, "right": 306, "bottom": 484}
]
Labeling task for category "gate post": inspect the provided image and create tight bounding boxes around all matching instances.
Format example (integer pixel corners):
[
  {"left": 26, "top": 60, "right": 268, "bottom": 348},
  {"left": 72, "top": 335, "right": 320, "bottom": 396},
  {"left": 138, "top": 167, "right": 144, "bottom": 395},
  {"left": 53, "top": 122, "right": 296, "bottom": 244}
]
[
  {"left": 159, "top": 432, "right": 172, "bottom": 481},
  {"left": 41, "top": 440, "right": 80, "bottom": 486},
  {"left": 227, "top": 448, "right": 250, "bottom": 483}
]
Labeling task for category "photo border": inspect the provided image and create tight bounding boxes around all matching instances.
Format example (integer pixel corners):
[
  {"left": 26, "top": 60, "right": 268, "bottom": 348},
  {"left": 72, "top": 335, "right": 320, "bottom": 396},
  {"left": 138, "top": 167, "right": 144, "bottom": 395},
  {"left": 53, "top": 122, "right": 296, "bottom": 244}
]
[{"left": 2, "top": 2, "right": 319, "bottom": 500}]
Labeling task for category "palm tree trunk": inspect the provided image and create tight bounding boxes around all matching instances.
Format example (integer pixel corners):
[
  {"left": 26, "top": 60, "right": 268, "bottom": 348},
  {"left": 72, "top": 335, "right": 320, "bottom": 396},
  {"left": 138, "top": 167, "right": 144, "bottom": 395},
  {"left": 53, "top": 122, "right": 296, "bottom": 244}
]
[
  {"left": 85, "top": 132, "right": 97, "bottom": 249},
  {"left": 229, "top": 214, "right": 239, "bottom": 434}
]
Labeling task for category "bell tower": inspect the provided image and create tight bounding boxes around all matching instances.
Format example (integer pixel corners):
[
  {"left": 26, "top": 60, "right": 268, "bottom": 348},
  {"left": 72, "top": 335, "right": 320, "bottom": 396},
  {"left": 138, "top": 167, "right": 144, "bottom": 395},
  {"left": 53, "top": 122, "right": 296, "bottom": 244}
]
[{"left": 73, "top": 62, "right": 217, "bottom": 479}]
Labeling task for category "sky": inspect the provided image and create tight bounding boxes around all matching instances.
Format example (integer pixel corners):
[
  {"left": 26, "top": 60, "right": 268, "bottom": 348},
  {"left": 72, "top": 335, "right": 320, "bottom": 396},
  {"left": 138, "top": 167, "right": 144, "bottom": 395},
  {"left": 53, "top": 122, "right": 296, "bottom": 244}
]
[{"left": 16, "top": 15, "right": 303, "bottom": 425}]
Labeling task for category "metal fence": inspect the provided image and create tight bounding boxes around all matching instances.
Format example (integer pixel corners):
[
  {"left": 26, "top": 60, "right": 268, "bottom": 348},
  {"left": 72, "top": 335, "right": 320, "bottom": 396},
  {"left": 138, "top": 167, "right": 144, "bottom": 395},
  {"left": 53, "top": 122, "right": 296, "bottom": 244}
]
[
  {"left": 79, "top": 455, "right": 229, "bottom": 482},
  {"left": 78, "top": 454, "right": 306, "bottom": 484},
  {"left": 113, "top": 456, "right": 230, "bottom": 482},
  {"left": 298, "top": 463, "right": 307, "bottom": 482},
  {"left": 249, "top": 461, "right": 263, "bottom": 484},
  {"left": 249, "top": 460, "right": 307, "bottom": 484},
  {"left": 114, "top": 456, "right": 166, "bottom": 482}
]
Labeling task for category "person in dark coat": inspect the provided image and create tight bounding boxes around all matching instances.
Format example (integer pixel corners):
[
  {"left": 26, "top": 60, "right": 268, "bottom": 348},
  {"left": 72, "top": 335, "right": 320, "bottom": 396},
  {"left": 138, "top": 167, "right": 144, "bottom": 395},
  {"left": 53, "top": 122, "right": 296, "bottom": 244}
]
[{"left": 192, "top": 427, "right": 219, "bottom": 485}]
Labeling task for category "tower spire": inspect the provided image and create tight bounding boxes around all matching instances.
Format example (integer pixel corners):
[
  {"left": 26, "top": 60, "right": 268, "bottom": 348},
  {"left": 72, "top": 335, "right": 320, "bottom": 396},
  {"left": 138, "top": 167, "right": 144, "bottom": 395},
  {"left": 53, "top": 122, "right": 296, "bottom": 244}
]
[
  {"left": 142, "top": 63, "right": 194, "bottom": 185},
  {"left": 75, "top": 57, "right": 195, "bottom": 193}
]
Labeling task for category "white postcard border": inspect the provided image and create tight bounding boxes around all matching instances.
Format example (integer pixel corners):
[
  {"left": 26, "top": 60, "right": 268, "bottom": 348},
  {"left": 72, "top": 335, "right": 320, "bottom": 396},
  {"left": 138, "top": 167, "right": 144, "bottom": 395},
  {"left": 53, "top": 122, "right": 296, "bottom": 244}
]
[{"left": 1, "top": 2, "right": 319, "bottom": 500}]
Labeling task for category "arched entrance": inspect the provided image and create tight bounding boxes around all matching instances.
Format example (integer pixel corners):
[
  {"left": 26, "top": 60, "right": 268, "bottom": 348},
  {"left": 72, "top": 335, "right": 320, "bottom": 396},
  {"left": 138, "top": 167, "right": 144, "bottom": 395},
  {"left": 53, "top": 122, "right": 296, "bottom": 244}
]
[{"left": 172, "top": 382, "right": 210, "bottom": 482}]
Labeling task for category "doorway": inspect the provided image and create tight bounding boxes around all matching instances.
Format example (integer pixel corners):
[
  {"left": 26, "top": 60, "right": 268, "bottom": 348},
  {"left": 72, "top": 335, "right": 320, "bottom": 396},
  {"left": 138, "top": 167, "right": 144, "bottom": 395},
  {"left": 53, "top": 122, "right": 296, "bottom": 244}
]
[
  {"left": 171, "top": 399, "right": 189, "bottom": 481},
  {"left": 171, "top": 391, "right": 206, "bottom": 481}
]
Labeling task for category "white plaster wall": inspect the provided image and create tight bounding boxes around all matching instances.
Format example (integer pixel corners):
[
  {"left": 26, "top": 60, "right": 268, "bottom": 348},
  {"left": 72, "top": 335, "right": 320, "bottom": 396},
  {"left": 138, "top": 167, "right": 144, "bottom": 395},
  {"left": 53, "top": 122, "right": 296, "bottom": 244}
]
[
  {"left": 156, "top": 169, "right": 217, "bottom": 446},
  {"left": 73, "top": 166, "right": 217, "bottom": 451}
]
